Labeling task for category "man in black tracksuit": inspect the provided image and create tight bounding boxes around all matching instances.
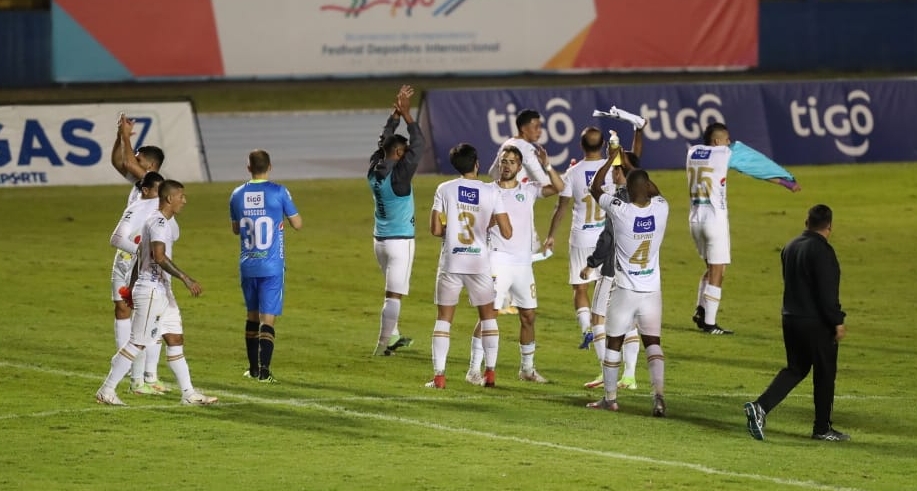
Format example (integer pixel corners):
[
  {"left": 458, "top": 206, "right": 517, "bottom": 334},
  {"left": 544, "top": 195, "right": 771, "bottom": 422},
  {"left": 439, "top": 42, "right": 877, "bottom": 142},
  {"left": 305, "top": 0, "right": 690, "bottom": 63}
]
[{"left": 744, "top": 204, "right": 849, "bottom": 441}]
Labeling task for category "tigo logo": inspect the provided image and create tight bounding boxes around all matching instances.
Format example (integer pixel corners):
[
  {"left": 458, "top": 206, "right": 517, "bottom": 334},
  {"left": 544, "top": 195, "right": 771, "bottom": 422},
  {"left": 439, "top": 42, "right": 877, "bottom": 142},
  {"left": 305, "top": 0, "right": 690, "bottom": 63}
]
[
  {"left": 690, "top": 148, "right": 711, "bottom": 160},
  {"left": 244, "top": 192, "right": 264, "bottom": 208},
  {"left": 458, "top": 186, "right": 479, "bottom": 205},
  {"left": 633, "top": 216, "right": 655, "bottom": 233}
]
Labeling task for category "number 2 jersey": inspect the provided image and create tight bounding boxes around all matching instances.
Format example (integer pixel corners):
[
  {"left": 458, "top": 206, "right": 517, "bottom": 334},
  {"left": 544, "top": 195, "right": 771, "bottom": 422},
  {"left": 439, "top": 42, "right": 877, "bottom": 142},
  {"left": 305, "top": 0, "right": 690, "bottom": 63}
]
[
  {"left": 229, "top": 180, "right": 299, "bottom": 278},
  {"left": 432, "top": 178, "right": 505, "bottom": 275},
  {"left": 598, "top": 194, "right": 669, "bottom": 292}
]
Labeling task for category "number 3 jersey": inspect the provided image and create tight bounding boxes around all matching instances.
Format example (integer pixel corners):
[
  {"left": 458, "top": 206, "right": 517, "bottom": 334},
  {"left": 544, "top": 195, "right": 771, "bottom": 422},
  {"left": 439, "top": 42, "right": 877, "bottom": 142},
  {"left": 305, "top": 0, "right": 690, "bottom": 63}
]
[
  {"left": 229, "top": 180, "right": 299, "bottom": 278},
  {"left": 432, "top": 178, "right": 505, "bottom": 275},
  {"left": 598, "top": 194, "right": 669, "bottom": 292}
]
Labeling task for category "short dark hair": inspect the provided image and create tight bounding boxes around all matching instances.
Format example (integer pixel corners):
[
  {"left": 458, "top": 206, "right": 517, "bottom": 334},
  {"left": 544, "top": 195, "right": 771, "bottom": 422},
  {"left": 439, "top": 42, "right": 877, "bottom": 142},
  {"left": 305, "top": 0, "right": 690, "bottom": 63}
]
[
  {"left": 382, "top": 134, "right": 408, "bottom": 156},
  {"left": 137, "top": 145, "right": 165, "bottom": 169},
  {"left": 248, "top": 149, "right": 271, "bottom": 174},
  {"left": 159, "top": 179, "right": 184, "bottom": 201},
  {"left": 449, "top": 143, "right": 478, "bottom": 174},
  {"left": 140, "top": 171, "right": 165, "bottom": 190},
  {"left": 703, "top": 122, "right": 728, "bottom": 146},
  {"left": 580, "top": 126, "right": 603, "bottom": 153},
  {"left": 515, "top": 109, "right": 541, "bottom": 132},
  {"left": 500, "top": 145, "right": 523, "bottom": 164},
  {"left": 806, "top": 204, "right": 833, "bottom": 231},
  {"left": 625, "top": 168, "right": 650, "bottom": 197}
]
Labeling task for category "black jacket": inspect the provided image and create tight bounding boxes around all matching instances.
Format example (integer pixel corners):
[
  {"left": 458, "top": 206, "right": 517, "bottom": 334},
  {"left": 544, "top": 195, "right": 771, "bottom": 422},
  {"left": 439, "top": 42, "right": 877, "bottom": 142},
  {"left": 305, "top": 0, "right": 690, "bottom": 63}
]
[
  {"left": 586, "top": 186, "right": 629, "bottom": 277},
  {"left": 781, "top": 230, "right": 846, "bottom": 328}
]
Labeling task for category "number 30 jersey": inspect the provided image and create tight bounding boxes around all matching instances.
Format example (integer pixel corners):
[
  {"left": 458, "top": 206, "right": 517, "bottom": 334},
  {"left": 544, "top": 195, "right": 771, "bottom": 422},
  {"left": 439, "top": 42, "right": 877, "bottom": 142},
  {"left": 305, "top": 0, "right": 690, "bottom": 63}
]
[
  {"left": 686, "top": 145, "right": 730, "bottom": 223},
  {"left": 598, "top": 194, "right": 669, "bottom": 292},
  {"left": 229, "top": 180, "right": 299, "bottom": 278},
  {"left": 432, "top": 178, "right": 505, "bottom": 275}
]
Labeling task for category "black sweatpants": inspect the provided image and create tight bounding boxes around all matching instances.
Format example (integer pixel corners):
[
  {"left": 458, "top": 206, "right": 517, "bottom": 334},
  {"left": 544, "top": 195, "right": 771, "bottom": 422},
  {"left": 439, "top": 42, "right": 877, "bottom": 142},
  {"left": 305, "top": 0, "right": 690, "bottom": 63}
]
[{"left": 756, "top": 315, "right": 839, "bottom": 434}]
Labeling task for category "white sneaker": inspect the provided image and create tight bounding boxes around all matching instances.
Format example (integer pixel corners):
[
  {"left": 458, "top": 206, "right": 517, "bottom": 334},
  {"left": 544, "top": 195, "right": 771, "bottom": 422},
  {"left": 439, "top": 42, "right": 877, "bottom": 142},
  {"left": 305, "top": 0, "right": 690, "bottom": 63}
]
[
  {"left": 96, "top": 388, "right": 126, "bottom": 406},
  {"left": 181, "top": 391, "right": 218, "bottom": 405},
  {"left": 465, "top": 369, "right": 484, "bottom": 386},
  {"left": 518, "top": 369, "right": 549, "bottom": 384}
]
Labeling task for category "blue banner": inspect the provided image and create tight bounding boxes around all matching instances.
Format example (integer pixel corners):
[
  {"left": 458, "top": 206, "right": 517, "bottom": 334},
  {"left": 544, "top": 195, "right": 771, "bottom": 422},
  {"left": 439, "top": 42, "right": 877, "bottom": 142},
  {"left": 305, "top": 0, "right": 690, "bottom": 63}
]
[{"left": 422, "top": 78, "right": 916, "bottom": 174}]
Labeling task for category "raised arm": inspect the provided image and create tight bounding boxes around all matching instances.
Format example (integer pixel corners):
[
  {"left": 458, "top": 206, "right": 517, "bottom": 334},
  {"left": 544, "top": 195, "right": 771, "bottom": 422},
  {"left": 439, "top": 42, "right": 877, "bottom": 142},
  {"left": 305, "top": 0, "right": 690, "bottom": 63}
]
[
  {"left": 590, "top": 149, "right": 616, "bottom": 202},
  {"left": 111, "top": 114, "right": 148, "bottom": 181},
  {"left": 631, "top": 126, "right": 644, "bottom": 159},
  {"left": 535, "top": 145, "right": 564, "bottom": 196}
]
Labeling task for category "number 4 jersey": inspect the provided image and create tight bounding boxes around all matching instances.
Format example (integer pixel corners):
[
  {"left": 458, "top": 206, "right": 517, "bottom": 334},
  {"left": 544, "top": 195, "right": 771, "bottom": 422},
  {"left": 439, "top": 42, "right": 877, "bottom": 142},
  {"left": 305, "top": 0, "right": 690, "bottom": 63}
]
[
  {"left": 229, "top": 180, "right": 299, "bottom": 278},
  {"left": 598, "top": 194, "right": 669, "bottom": 292}
]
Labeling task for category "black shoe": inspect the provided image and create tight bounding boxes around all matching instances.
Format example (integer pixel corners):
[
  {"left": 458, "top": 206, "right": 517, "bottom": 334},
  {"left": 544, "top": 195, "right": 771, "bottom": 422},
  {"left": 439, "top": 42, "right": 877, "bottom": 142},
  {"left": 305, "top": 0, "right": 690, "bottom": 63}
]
[
  {"left": 702, "top": 323, "right": 734, "bottom": 335},
  {"left": 387, "top": 335, "right": 414, "bottom": 353},
  {"left": 652, "top": 394, "right": 666, "bottom": 418},
  {"left": 692, "top": 307, "right": 706, "bottom": 330},
  {"left": 258, "top": 367, "right": 278, "bottom": 384},
  {"left": 744, "top": 401, "right": 766, "bottom": 440},
  {"left": 812, "top": 428, "right": 850, "bottom": 441}
]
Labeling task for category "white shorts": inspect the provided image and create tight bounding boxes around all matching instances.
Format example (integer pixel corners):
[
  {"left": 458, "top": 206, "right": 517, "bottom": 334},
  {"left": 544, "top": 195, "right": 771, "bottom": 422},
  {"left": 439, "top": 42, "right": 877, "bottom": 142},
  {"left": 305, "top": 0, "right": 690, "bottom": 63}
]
[
  {"left": 492, "top": 261, "right": 537, "bottom": 310},
  {"left": 590, "top": 275, "right": 614, "bottom": 317},
  {"left": 604, "top": 288, "right": 662, "bottom": 338},
  {"left": 374, "top": 238, "right": 415, "bottom": 295},
  {"left": 129, "top": 283, "right": 183, "bottom": 346},
  {"left": 434, "top": 270, "right": 495, "bottom": 307},
  {"left": 110, "top": 252, "right": 134, "bottom": 301},
  {"left": 569, "top": 245, "right": 601, "bottom": 285},
  {"left": 690, "top": 219, "right": 731, "bottom": 265}
]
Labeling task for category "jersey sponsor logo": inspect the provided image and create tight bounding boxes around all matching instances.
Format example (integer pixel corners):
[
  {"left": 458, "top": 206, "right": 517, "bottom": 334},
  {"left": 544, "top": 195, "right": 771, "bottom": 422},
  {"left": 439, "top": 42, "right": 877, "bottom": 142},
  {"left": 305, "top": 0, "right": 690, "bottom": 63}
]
[
  {"left": 458, "top": 185, "right": 479, "bottom": 205},
  {"left": 633, "top": 216, "right": 655, "bottom": 233},
  {"left": 452, "top": 246, "right": 482, "bottom": 254},
  {"left": 244, "top": 192, "right": 265, "bottom": 209},
  {"left": 584, "top": 170, "right": 596, "bottom": 186},
  {"left": 690, "top": 148, "right": 711, "bottom": 160}
]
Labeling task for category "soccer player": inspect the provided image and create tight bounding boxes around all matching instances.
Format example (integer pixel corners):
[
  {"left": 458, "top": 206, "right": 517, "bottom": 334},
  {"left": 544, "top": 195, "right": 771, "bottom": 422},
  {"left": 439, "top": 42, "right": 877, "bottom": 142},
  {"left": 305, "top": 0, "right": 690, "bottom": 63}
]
[
  {"left": 428, "top": 143, "right": 512, "bottom": 389},
  {"left": 587, "top": 159, "right": 669, "bottom": 417},
  {"left": 108, "top": 171, "right": 166, "bottom": 395},
  {"left": 230, "top": 150, "right": 302, "bottom": 383},
  {"left": 465, "top": 145, "right": 562, "bottom": 385},
  {"left": 688, "top": 122, "right": 801, "bottom": 335},
  {"left": 109, "top": 113, "right": 169, "bottom": 392},
  {"left": 367, "top": 85, "right": 425, "bottom": 356},
  {"left": 96, "top": 180, "right": 218, "bottom": 406},
  {"left": 488, "top": 109, "right": 552, "bottom": 187},
  {"left": 544, "top": 127, "right": 624, "bottom": 348}
]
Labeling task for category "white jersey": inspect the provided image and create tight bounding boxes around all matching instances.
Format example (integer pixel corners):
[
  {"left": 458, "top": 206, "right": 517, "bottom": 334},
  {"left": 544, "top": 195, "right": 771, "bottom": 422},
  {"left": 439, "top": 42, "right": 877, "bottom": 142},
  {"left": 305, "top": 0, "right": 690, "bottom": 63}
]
[
  {"left": 488, "top": 181, "right": 545, "bottom": 264},
  {"left": 598, "top": 194, "right": 669, "bottom": 292},
  {"left": 686, "top": 145, "right": 731, "bottom": 223},
  {"left": 136, "top": 210, "right": 180, "bottom": 288},
  {"left": 489, "top": 138, "right": 550, "bottom": 186},
  {"left": 559, "top": 158, "right": 615, "bottom": 247},
  {"left": 111, "top": 198, "right": 160, "bottom": 254},
  {"left": 433, "top": 178, "right": 505, "bottom": 274}
]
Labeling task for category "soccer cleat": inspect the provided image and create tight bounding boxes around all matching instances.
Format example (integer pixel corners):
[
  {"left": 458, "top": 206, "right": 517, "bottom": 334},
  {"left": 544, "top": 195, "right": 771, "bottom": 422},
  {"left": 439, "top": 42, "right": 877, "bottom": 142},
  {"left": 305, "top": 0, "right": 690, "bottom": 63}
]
[
  {"left": 465, "top": 369, "right": 484, "bottom": 386},
  {"left": 243, "top": 369, "right": 260, "bottom": 379},
  {"left": 425, "top": 374, "right": 446, "bottom": 389},
  {"left": 583, "top": 374, "right": 604, "bottom": 389},
  {"left": 617, "top": 376, "right": 637, "bottom": 390},
  {"left": 258, "top": 368, "right": 279, "bottom": 384},
  {"left": 812, "top": 428, "right": 851, "bottom": 441},
  {"left": 703, "top": 323, "right": 734, "bottom": 335},
  {"left": 96, "top": 388, "right": 126, "bottom": 406},
  {"left": 518, "top": 369, "right": 549, "bottom": 384},
  {"left": 144, "top": 379, "right": 172, "bottom": 393},
  {"left": 372, "top": 345, "right": 391, "bottom": 356},
  {"left": 652, "top": 394, "right": 666, "bottom": 417},
  {"left": 586, "top": 398, "right": 619, "bottom": 411},
  {"left": 498, "top": 306, "right": 519, "bottom": 315},
  {"left": 692, "top": 306, "right": 706, "bottom": 330},
  {"left": 744, "top": 401, "right": 766, "bottom": 440},
  {"left": 483, "top": 369, "right": 496, "bottom": 388},
  {"left": 130, "top": 382, "right": 164, "bottom": 395},
  {"left": 578, "top": 330, "right": 594, "bottom": 349},
  {"left": 181, "top": 391, "right": 218, "bottom": 405},
  {"left": 386, "top": 335, "right": 414, "bottom": 354}
]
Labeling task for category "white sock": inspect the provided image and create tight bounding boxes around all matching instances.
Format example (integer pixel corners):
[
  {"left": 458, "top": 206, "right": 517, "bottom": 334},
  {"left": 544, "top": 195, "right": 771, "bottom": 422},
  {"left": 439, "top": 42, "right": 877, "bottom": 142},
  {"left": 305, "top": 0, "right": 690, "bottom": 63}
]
[
  {"left": 103, "top": 343, "right": 140, "bottom": 390},
  {"left": 591, "top": 323, "right": 606, "bottom": 363},
  {"left": 166, "top": 345, "right": 193, "bottom": 393},
  {"left": 519, "top": 342, "right": 535, "bottom": 372},
  {"left": 696, "top": 277, "right": 708, "bottom": 310},
  {"left": 576, "top": 307, "right": 591, "bottom": 334},
  {"left": 144, "top": 338, "right": 162, "bottom": 381},
  {"left": 130, "top": 349, "right": 146, "bottom": 384},
  {"left": 378, "top": 298, "right": 401, "bottom": 348},
  {"left": 703, "top": 285, "right": 722, "bottom": 325},
  {"left": 481, "top": 318, "right": 499, "bottom": 370},
  {"left": 469, "top": 335, "right": 483, "bottom": 372},
  {"left": 602, "top": 349, "right": 622, "bottom": 402},
  {"left": 432, "top": 320, "right": 451, "bottom": 373},
  {"left": 646, "top": 344, "right": 665, "bottom": 396},
  {"left": 114, "top": 318, "right": 131, "bottom": 349},
  {"left": 622, "top": 328, "right": 640, "bottom": 379}
]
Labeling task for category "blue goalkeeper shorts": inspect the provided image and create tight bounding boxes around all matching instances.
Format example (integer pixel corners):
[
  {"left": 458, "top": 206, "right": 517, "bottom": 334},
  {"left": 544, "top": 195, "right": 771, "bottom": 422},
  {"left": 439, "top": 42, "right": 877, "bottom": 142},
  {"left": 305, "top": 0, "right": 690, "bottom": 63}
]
[{"left": 241, "top": 274, "right": 284, "bottom": 316}]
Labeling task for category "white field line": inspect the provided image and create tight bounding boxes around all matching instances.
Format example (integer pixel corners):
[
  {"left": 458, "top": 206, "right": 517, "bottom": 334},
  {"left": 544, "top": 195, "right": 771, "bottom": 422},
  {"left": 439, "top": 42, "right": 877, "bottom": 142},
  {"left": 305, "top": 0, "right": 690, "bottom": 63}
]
[{"left": 0, "top": 360, "right": 868, "bottom": 491}]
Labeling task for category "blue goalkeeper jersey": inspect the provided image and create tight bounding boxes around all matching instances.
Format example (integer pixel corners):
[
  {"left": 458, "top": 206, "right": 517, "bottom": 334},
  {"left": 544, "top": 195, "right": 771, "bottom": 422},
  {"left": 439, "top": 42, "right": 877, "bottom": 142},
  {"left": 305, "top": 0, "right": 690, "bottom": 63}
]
[{"left": 229, "top": 180, "right": 299, "bottom": 278}]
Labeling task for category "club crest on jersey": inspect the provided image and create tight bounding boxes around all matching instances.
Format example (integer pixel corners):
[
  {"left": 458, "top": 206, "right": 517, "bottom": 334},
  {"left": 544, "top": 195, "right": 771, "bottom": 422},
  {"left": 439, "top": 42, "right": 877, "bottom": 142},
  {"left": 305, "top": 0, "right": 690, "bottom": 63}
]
[
  {"left": 515, "top": 193, "right": 525, "bottom": 202},
  {"left": 458, "top": 186, "right": 479, "bottom": 205},
  {"left": 244, "top": 192, "right": 265, "bottom": 209},
  {"left": 585, "top": 170, "right": 596, "bottom": 186},
  {"left": 633, "top": 216, "right": 655, "bottom": 233},
  {"left": 691, "top": 148, "right": 711, "bottom": 159}
]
